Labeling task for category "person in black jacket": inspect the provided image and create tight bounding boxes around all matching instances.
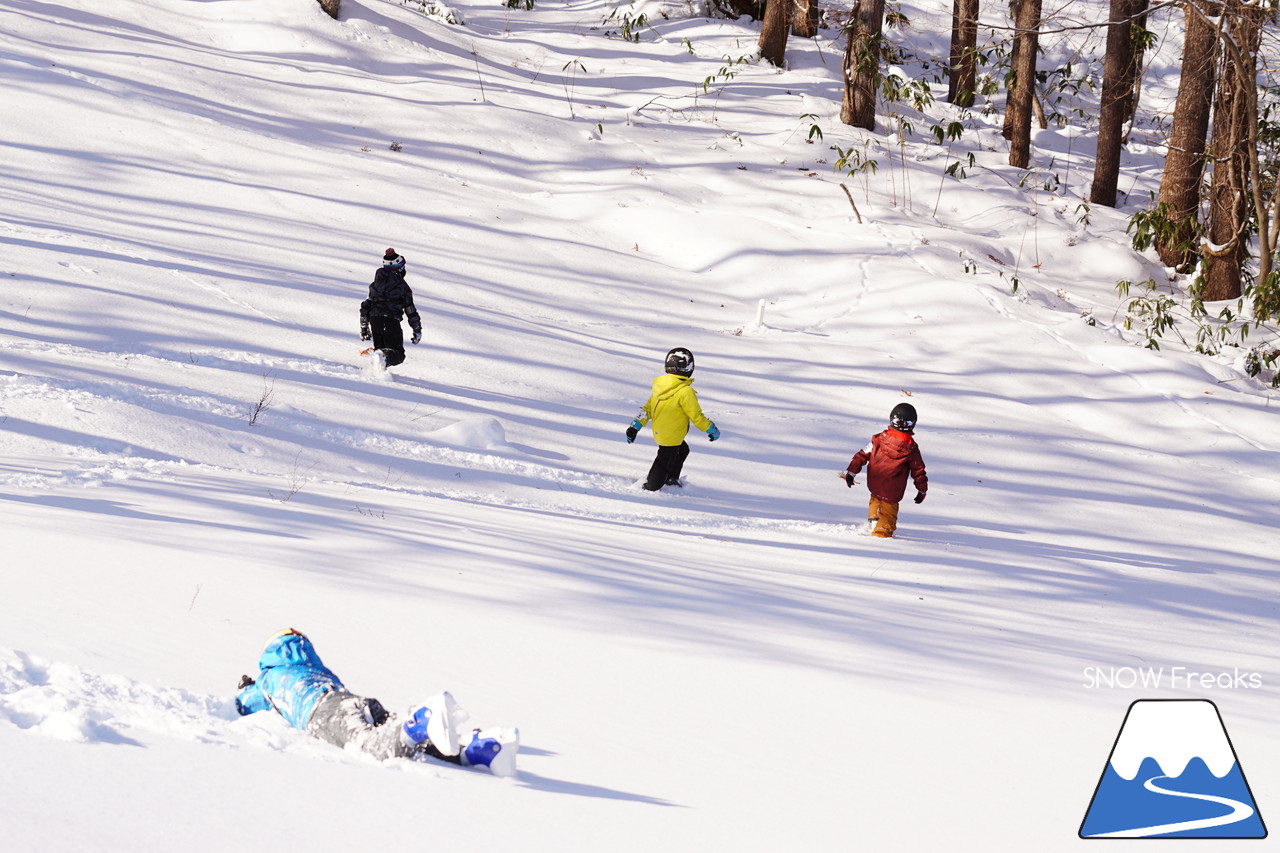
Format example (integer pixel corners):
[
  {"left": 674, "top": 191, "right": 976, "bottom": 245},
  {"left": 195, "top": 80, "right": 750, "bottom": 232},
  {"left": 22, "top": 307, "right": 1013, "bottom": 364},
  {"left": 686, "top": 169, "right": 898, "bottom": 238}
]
[{"left": 360, "top": 248, "right": 422, "bottom": 368}]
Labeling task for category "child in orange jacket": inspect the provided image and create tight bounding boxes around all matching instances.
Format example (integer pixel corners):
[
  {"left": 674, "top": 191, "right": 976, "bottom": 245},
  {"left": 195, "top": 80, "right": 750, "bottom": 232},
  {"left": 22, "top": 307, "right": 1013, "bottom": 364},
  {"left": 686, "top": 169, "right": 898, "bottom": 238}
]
[{"left": 842, "top": 403, "right": 928, "bottom": 538}]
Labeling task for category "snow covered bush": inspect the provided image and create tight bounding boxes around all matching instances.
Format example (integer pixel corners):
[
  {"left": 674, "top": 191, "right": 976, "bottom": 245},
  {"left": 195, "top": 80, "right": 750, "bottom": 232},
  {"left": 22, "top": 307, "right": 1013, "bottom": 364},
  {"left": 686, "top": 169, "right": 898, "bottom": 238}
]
[{"left": 404, "top": 0, "right": 465, "bottom": 25}]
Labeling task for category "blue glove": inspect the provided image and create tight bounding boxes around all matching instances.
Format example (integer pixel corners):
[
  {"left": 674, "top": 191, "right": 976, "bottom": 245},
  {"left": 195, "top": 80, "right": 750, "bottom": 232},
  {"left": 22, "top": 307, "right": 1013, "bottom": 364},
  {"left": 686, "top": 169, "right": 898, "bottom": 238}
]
[
  {"left": 914, "top": 491, "right": 926, "bottom": 504},
  {"left": 706, "top": 422, "right": 720, "bottom": 441},
  {"left": 411, "top": 329, "right": 422, "bottom": 345},
  {"left": 625, "top": 418, "right": 642, "bottom": 443}
]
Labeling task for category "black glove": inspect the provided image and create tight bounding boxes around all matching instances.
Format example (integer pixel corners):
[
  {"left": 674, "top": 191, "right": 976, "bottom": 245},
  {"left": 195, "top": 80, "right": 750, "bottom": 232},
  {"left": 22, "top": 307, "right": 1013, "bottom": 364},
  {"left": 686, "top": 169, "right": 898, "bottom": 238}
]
[
  {"left": 625, "top": 426, "right": 638, "bottom": 443},
  {"left": 411, "top": 329, "right": 422, "bottom": 345},
  {"left": 843, "top": 472, "right": 856, "bottom": 488},
  {"left": 237, "top": 674, "right": 255, "bottom": 689},
  {"left": 360, "top": 325, "right": 371, "bottom": 341},
  {"left": 914, "top": 491, "right": 926, "bottom": 504}
]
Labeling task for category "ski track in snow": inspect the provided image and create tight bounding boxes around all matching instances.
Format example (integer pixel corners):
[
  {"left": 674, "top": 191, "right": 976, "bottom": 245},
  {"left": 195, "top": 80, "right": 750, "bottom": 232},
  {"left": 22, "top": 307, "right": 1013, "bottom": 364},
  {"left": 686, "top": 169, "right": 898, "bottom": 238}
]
[
  {"left": 0, "top": 647, "right": 237, "bottom": 748},
  {"left": 0, "top": 647, "right": 502, "bottom": 781},
  {"left": 0, "top": 647, "right": 428, "bottom": 769},
  {"left": 169, "top": 268, "right": 283, "bottom": 323},
  {"left": 0, "top": 445, "right": 857, "bottom": 539},
  {"left": 1, "top": 363, "right": 245, "bottom": 424}
]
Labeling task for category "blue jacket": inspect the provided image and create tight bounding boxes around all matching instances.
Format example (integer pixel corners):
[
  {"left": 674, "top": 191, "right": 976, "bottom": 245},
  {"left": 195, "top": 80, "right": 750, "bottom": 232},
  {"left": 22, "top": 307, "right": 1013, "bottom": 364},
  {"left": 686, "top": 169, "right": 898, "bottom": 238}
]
[{"left": 235, "top": 631, "right": 344, "bottom": 730}]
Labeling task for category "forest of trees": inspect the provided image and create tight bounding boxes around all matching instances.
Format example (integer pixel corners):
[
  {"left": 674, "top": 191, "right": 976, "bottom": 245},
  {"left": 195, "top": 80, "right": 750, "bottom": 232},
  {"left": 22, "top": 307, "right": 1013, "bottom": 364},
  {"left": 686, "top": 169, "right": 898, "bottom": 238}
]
[
  {"left": 374, "top": 0, "right": 1279, "bottom": 374},
  {"left": 753, "top": 0, "right": 1279, "bottom": 373}
]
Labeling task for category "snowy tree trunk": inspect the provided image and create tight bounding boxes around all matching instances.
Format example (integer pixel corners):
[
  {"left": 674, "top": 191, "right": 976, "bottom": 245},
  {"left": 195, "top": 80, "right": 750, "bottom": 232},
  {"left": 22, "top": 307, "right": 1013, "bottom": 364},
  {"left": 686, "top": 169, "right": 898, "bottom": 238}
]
[
  {"left": 1154, "top": 0, "right": 1220, "bottom": 271},
  {"left": 1004, "top": 0, "right": 1041, "bottom": 169},
  {"left": 1091, "top": 0, "right": 1143, "bottom": 207},
  {"left": 316, "top": 0, "right": 340, "bottom": 19},
  {"left": 792, "top": 0, "right": 821, "bottom": 38},
  {"left": 947, "top": 0, "right": 979, "bottom": 107},
  {"left": 840, "top": 0, "right": 886, "bottom": 130},
  {"left": 1203, "top": 1, "right": 1261, "bottom": 301},
  {"left": 759, "top": 0, "right": 793, "bottom": 67}
]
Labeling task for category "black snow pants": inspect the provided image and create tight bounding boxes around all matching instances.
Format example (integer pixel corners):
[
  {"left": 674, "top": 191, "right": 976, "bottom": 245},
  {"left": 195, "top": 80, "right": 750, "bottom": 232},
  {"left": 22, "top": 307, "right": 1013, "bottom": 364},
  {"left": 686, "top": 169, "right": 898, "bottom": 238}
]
[
  {"left": 644, "top": 441, "right": 690, "bottom": 491},
  {"left": 370, "top": 317, "right": 406, "bottom": 367}
]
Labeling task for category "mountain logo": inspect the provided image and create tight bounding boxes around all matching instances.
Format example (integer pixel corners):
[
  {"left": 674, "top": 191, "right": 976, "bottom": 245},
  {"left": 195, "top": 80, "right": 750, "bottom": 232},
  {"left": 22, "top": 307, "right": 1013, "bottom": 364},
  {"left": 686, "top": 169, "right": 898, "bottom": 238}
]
[{"left": 1080, "top": 699, "right": 1267, "bottom": 839}]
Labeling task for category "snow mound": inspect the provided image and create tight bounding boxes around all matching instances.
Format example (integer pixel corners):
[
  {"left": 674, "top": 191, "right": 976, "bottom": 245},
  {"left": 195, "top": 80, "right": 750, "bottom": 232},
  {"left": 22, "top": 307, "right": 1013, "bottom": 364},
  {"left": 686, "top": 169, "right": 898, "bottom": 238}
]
[{"left": 427, "top": 417, "right": 508, "bottom": 450}]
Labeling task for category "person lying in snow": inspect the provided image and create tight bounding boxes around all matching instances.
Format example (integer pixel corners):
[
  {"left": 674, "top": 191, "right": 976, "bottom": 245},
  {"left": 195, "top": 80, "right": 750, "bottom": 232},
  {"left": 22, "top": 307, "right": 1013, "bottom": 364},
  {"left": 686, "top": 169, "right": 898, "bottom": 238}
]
[{"left": 234, "top": 628, "right": 517, "bottom": 776}]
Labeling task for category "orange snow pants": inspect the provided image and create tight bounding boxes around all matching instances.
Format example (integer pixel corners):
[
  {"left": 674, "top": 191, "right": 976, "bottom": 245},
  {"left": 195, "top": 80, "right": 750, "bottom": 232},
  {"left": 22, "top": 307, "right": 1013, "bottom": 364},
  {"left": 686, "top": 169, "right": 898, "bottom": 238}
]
[{"left": 868, "top": 497, "right": 900, "bottom": 538}]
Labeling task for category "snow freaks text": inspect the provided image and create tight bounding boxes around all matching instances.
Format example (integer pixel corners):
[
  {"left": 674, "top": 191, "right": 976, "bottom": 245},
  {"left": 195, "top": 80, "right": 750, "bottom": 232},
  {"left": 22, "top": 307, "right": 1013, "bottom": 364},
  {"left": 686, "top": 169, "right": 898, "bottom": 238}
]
[{"left": 1082, "top": 667, "right": 1264, "bottom": 690}]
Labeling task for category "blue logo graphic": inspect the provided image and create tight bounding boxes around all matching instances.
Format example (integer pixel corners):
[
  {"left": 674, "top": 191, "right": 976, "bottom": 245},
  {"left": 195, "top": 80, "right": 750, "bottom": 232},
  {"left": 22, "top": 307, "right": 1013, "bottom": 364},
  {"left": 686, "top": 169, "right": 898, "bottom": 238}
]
[{"left": 1080, "top": 699, "right": 1266, "bottom": 838}]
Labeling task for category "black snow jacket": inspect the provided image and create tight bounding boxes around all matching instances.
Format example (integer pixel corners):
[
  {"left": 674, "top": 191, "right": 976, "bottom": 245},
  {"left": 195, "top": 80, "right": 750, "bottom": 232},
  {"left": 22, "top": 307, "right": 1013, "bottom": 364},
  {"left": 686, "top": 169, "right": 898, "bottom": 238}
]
[{"left": 360, "top": 268, "right": 421, "bottom": 332}]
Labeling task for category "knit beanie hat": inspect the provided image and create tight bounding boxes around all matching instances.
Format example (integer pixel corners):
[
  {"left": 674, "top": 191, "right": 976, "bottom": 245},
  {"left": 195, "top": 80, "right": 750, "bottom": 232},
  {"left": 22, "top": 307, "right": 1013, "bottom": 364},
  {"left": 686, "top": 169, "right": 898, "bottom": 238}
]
[{"left": 383, "top": 248, "right": 405, "bottom": 268}]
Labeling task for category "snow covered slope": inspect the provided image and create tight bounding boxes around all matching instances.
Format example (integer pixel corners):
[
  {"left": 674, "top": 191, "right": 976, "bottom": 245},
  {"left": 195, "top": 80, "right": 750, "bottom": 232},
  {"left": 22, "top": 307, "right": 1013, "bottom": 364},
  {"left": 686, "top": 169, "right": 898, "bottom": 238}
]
[{"left": 1, "top": 0, "right": 1276, "bottom": 850}]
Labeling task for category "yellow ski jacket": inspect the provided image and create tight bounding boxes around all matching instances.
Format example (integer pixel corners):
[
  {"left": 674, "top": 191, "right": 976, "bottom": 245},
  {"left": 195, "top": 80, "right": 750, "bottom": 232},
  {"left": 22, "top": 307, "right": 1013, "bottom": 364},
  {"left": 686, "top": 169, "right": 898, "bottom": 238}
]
[{"left": 638, "top": 374, "right": 712, "bottom": 446}]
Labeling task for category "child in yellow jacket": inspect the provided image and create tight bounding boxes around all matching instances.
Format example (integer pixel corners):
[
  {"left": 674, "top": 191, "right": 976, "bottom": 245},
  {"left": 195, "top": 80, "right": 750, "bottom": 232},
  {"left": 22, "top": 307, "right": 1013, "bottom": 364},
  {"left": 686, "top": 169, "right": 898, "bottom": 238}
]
[{"left": 626, "top": 348, "right": 720, "bottom": 491}]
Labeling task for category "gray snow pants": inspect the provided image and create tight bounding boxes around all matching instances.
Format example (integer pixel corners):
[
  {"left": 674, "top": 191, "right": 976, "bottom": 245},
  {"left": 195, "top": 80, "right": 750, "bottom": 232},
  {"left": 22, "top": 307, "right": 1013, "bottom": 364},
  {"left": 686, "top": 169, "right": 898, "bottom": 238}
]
[
  {"left": 305, "top": 691, "right": 462, "bottom": 764},
  {"left": 305, "top": 691, "right": 412, "bottom": 761}
]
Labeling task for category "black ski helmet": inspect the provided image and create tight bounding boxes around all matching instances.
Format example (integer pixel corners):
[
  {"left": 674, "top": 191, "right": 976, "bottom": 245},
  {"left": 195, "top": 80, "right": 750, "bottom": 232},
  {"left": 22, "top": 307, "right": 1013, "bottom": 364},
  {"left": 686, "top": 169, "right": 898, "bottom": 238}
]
[
  {"left": 889, "top": 402, "right": 918, "bottom": 433},
  {"left": 664, "top": 347, "right": 695, "bottom": 377}
]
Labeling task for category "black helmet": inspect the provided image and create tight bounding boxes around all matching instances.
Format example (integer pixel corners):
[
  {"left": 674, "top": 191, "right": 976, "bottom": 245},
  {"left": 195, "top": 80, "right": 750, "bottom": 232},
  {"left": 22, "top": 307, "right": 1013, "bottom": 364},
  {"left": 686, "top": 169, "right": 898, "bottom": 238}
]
[
  {"left": 889, "top": 403, "right": 917, "bottom": 433},
  {"left": 664, "top": 347, "right": 695, "bottom": 377}
]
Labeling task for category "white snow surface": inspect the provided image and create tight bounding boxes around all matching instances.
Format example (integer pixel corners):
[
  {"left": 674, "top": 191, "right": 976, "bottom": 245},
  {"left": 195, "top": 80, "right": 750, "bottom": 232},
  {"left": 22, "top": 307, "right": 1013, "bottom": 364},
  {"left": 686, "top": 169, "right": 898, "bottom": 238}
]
[{"left": 1, "top": 0, "right": 1278, "bottom": 850}]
